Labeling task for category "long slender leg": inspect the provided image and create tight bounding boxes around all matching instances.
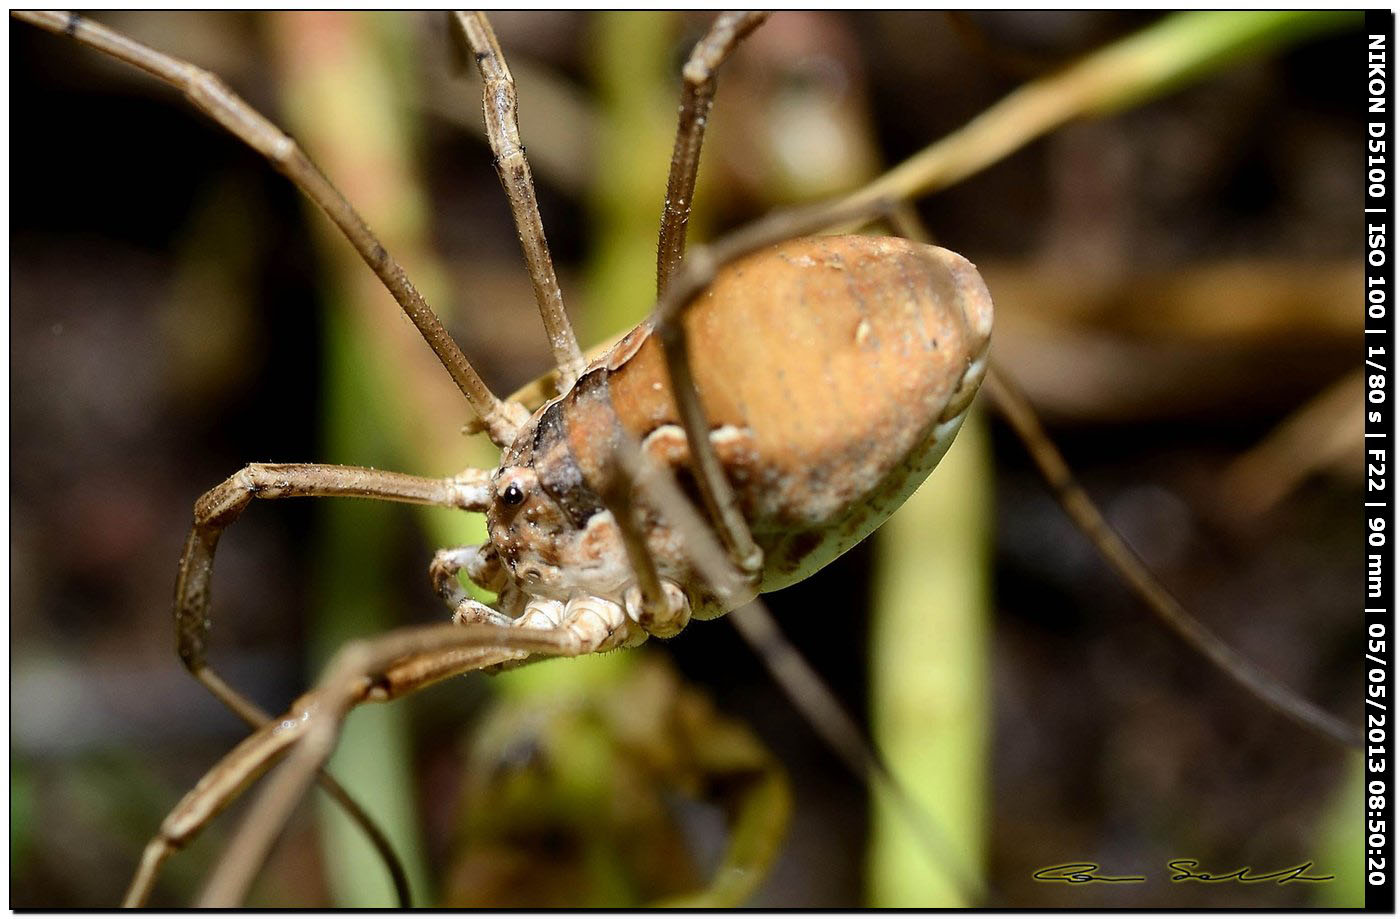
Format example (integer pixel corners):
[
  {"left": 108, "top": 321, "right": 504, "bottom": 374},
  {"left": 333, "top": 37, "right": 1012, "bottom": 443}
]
[
  {"left": 184, "top": 464, "right": 492, "bottom": 852},
  {"left": 656, "top": 11, "right": 770, "bottom": 295},
  {"left": 13, "top": 11, "right": 524, "bottom": 445},
  {"left": 177, "top": 463, "right": 492, "bottom": 721},
  {"left": 8, "top": 12, "right": 519, "bottom": 900},
  {"left": 189, "top": 620, "right": 606, "bottom": 907},
  {"left": 164, "top": 463, "right": 492, "bottom": 904},
  {"left": 982, "top": 367, "right": 1361, "bottom": 749},
  {"left": 452, "top": 11, "right": 587, "bottom": 390},
  {"left": 727, "top": 602, "right": 988, "bottom": 903},
  {"left": 124, "top": 705, "right": 301, "bottom": 907},
  {"left": 648, "top": 12, "right": 791, "bottom": 571},
  {"left": 175, "top": 680, "right": 413, "bottom": 908},
  {"left": 125, "top": 621, "right": 587, "bottom": 907}
]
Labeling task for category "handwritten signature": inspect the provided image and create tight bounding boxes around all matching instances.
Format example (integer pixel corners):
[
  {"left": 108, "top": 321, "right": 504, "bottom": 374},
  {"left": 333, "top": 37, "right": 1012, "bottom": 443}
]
[{"left": 1033, "top": 860, "right": 1334, "bottom": 885}]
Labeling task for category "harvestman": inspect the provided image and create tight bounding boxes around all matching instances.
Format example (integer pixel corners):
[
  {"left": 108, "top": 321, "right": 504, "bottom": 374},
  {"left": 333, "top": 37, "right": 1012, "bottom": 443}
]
[
  {"left": 13, "top": 10, "right": 974, "bottom": 905},
  {"left": 13, "top": 10, "right": 1359, "bottom": 908}
]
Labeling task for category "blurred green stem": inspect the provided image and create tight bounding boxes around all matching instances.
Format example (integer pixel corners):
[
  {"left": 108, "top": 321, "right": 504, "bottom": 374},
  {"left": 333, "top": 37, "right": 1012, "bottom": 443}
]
[
  {"left": 869, "top": 412, "right": 992, "bottom": 906},
  {"left": 585, "top": 10, "right": 681, "bottom": 333}
]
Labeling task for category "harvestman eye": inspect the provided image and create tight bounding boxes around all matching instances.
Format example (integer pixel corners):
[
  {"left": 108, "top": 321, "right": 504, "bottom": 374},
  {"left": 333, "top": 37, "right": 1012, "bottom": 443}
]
[{"left": 502, "top": 482, "right": 526, "bottom": 506}]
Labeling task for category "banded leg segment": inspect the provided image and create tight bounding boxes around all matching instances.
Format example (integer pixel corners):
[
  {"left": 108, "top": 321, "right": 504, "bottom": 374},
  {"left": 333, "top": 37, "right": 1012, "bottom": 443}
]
[
  {"left": 13, "top": 10, "right": 523, "bottom": 445},
  {"left": 453, "top": 11, "right": 587, "bottom": 390}
]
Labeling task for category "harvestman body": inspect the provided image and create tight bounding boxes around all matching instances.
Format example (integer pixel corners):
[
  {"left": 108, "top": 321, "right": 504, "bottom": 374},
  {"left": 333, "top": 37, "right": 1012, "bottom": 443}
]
[{"left": 440, "top": 235, "right": 991, "bottom": 652}]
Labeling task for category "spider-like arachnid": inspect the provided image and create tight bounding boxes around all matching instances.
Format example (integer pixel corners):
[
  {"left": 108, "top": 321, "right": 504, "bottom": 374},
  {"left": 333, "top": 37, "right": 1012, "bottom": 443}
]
[{"left": 11, "top": 11, "right": 1364, "bottom": 908}]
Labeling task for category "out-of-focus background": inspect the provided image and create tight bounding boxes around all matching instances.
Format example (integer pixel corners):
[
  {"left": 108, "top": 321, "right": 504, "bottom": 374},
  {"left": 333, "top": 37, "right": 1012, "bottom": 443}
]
[{"left": 11, "top": 11, "right": 1365, "bottom": 908}]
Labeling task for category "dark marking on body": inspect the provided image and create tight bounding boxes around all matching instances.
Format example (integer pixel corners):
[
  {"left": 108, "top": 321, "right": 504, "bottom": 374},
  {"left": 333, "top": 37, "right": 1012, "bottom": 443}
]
[
  {"left": 543, "top": 376, "right": 613, "bottom": 526},
  {"left": 534, "top": 409, "right": 603, "bottom": 528},
  {"left": 778, "top": 530, "right": 823, "bottom": 574}
]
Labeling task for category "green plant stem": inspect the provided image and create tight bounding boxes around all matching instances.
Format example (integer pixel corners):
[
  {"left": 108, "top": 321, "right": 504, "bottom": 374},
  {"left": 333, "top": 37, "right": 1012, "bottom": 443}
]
[{"left": 868, "top": 411, "right": 992, "bottom": 906}]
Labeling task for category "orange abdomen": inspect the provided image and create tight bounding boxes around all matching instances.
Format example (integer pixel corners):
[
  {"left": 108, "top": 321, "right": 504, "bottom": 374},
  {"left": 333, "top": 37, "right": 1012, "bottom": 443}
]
[{"left": 573, "top": 234, "right": 993, "bottom": 590}]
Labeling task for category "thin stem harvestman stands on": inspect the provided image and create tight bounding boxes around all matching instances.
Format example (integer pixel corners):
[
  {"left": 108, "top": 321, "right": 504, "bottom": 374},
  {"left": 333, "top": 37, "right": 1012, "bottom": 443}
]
[{"left": 14, "top": 10, "right": 1358, "bottom": 908}]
